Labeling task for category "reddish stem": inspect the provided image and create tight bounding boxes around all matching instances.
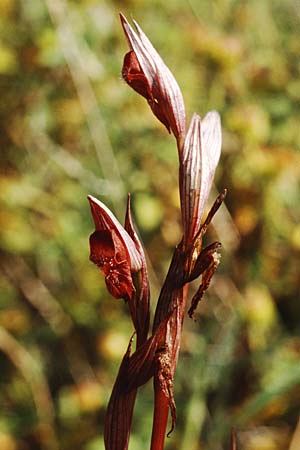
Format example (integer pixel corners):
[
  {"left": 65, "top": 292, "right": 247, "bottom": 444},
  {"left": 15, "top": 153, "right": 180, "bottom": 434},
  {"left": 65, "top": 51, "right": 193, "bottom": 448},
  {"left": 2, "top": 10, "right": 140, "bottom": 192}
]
[
  {"left": 150, "top": 386, "right": 169, "bottom": 450},
  {"left": 150, "top": 283, "right": 188, "bottom": 450}
]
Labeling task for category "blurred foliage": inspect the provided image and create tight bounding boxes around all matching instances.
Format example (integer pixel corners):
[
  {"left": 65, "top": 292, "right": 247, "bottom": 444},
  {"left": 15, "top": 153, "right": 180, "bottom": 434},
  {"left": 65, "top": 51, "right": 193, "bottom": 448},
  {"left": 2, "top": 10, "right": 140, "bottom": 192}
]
[{"left": 0, "top": 0, "right": 300, "bottom": 449}]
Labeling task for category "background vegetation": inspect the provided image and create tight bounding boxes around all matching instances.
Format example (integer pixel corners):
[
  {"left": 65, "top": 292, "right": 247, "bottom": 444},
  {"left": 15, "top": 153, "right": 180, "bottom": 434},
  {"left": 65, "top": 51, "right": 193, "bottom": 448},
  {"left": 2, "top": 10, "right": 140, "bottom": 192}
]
[{"left": 0, "top": 0, "right": 299, "bottom": 449}]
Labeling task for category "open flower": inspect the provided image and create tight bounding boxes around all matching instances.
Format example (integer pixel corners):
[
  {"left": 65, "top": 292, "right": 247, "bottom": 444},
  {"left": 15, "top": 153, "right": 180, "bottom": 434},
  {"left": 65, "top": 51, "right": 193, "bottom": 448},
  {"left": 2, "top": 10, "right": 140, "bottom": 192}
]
[
  {"left": 88, "top": 195, "right": 142, "bottom": 301},
  {"left": 120, "top": 14, "right": 186, "bottom": 144}
]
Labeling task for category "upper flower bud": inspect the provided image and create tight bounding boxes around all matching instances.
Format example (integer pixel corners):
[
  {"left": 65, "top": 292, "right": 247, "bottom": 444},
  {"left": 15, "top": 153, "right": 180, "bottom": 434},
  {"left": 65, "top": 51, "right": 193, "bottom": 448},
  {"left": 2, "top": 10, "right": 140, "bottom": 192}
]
[
  {"left": 180, "top": 111, "right": 222, "bottom": 245},
  {"left": 88, "top": 195, "right": 142, "bottom": 301},
  {"left": 120, "top": 13, "right": 186, "bottom": 143}
]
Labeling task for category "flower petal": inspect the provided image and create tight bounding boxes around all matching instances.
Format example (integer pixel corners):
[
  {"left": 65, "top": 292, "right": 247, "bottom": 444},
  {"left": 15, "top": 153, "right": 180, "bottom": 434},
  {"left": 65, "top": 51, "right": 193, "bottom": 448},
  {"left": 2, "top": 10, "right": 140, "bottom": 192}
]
[
  {"left": 122, "top": 50, "right": 153, "bottom": 101},
  {"left": 88, "top": 195, "right": 142, "bottom": 272}
]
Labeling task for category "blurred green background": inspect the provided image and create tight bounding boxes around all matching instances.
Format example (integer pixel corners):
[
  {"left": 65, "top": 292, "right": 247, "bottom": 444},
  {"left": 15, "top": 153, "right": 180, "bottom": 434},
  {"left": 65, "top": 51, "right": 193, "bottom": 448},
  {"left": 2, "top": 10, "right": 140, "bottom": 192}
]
[{"left": 1, "top": 0, "right": 300, "bottom": 449}]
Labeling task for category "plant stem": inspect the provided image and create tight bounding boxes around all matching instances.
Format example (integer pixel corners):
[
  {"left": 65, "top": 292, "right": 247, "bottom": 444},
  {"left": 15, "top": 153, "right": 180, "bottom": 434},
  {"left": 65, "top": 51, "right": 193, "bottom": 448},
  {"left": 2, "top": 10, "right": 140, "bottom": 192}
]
[
  {"left": 150, "top": 248, "right": 189, "bottom": 450},
  {"left": 150, "top": 386, "right": 169, "bottom": 450}
]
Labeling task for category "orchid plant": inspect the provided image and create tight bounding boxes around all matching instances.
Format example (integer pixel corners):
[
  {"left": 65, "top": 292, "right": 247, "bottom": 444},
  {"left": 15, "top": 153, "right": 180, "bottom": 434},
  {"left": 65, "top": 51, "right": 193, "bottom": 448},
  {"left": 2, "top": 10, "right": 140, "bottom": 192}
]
[{"left": 88, "top": 14, "right": 228, "bottom": 450}]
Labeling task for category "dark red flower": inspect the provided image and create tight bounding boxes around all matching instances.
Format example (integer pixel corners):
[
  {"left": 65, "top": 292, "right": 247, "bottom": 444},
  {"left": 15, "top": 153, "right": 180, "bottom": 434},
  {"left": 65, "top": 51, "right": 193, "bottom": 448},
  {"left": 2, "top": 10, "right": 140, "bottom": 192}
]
[
  {"left": 88, "top": 195, "right": 142, "bottom": 301},
  {"left": 120, "top": 14, "right": 186, "bottom": 143}
]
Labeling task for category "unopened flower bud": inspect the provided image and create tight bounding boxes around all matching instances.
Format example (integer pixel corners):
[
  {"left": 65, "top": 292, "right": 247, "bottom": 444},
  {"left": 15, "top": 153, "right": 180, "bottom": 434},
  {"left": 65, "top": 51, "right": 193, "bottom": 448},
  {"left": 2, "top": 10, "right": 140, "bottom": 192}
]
[{"left": 180, "top": 111, "right": 222, "bottom": 245}]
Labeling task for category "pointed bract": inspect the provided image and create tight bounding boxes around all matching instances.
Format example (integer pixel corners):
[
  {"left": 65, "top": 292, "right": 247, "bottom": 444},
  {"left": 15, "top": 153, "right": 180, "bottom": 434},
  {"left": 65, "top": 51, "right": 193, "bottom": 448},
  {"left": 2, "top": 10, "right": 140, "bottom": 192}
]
[
  {"left": 125, "top": 194, "right": 150, "bottom": 344},
  {"left": 180, "top": 111, "right": 222, "bottom": 245},
  {"left": 104, "top": 336, "right": 136, "bottom": 450}
]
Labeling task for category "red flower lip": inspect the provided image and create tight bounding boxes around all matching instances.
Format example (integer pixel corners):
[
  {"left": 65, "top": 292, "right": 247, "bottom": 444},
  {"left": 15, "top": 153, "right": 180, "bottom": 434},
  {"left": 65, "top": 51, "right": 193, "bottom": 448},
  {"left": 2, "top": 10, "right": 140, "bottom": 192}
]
[
  {"left": 120, "top": 13, "right": 186, "bottom": 143},
  {"left": 88, "top": 195, "right": 142, "bottom": 300},
  {"left": 88, "top": 195, "right": 142, "bottom": 271}
]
